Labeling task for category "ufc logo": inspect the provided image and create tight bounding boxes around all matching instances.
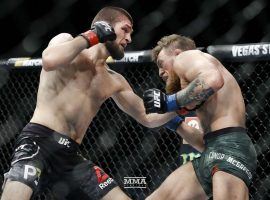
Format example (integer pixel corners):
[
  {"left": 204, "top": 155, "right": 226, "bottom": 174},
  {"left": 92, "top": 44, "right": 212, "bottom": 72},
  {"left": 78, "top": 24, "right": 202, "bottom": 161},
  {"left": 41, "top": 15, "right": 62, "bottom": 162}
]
[
  {"left": 58, "top": 137, "right": 71, "bottom": 148},
  {"left": 153, "top": 90, "right": 161, "bottom": 108}
]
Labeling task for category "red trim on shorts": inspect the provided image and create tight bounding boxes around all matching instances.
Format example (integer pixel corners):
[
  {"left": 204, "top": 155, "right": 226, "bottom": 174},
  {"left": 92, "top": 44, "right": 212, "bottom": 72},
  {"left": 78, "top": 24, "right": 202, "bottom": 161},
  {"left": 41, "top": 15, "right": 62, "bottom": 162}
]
[{"left": 211, "top": 165, "right": 219, "bottom": 176}]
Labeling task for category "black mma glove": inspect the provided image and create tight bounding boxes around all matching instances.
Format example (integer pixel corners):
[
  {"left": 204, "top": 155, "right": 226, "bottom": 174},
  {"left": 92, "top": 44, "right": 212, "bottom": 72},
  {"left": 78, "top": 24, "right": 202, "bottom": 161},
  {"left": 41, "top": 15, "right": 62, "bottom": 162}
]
[
  {"left": 143, "top": 88, "right": 180, "bottom": 114},
  {"left": 80, "top": 21, "right": 116, "bottom": 47}
]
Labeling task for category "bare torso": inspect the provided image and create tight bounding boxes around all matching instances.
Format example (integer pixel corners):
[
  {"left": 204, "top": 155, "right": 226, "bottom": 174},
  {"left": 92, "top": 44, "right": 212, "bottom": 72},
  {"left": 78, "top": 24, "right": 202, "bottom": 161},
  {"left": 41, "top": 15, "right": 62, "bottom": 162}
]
[
  {"left": 31, "top": 50, "right": 123, "bottom": 144},
  {"left": 180, "top": 52, "right": 246, "bottom": 133}
]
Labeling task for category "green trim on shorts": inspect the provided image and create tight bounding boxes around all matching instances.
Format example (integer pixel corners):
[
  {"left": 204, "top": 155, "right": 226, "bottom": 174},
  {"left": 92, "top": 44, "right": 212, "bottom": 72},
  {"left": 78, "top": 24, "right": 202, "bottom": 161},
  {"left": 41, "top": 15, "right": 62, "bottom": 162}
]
[{"left": 192, "top": 127, "right": 257, "bottom": 197}]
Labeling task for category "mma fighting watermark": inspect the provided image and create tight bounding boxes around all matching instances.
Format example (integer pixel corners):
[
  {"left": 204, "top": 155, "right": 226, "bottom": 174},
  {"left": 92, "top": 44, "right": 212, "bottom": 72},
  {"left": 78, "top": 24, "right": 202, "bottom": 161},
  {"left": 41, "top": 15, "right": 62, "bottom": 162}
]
[{"left": 123, "top": 177, "right": 147, "bottom": 188}]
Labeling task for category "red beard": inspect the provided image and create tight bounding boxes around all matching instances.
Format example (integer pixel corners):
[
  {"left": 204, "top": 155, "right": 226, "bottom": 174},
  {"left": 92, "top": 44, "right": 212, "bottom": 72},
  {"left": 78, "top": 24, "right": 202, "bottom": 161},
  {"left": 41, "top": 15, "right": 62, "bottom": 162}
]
[{"left": 165, "top": 71, "right": 181, "bottom": 94}]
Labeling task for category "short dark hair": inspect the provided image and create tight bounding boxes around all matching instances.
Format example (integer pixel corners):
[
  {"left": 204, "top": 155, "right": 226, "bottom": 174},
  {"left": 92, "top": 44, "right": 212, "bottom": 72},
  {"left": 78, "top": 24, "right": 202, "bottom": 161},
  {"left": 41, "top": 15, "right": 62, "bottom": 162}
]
[
  {"left": 91, "top": 6, "right": 133, "bottom": 27},
  {"left": 152, "top": 34, "right": 196, "bottom": 63}
]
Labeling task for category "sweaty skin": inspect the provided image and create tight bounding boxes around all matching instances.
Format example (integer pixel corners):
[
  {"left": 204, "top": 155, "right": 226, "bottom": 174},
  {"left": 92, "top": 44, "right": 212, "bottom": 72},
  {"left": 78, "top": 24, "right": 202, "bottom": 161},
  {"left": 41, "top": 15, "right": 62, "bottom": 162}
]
[
  {"left": 31, "top": 18, "right": 175, "bottom": 144},
  {"left": 174, "top": 50, "right": 246, "bottom": 133},
  {"left": 157, "top": 49, "right": 246, "bottom": 150},
  {"left": 1, "top": 13, "right": 177, "bottom": 200}
]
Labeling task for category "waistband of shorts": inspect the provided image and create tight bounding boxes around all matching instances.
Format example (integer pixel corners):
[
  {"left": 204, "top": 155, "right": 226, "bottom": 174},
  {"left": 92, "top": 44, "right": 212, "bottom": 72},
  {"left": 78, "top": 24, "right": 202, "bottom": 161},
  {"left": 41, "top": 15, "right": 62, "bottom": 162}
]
[
  {"left": 203, "top": 127, "right": 246, "bottom": 141},
  {"left": 23, "top": 122, "right": 80, "bottom": 148}
]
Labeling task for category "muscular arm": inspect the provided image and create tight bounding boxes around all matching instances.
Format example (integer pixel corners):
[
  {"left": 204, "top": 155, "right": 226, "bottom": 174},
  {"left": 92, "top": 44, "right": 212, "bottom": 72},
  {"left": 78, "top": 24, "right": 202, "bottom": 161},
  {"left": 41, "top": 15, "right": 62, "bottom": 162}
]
[
  {"left": 42, "top": 33, "right": 88, "bottom": 71},
  {"left": 173, "top": 51, "right": 224, "bottom": 108},
  {"left": 112, "top": 75, "right": 176, "bottom": 128},
  {"left": 175, "top": 77, "right": 215, "bottom": 107}
]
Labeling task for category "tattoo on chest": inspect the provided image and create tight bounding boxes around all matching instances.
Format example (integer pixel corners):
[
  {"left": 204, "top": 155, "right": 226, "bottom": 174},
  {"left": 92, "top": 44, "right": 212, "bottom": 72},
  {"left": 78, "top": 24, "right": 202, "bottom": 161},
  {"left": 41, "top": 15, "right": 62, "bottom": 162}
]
[{"left": 176, "top": 78, "right": 214, "bottom": 106}]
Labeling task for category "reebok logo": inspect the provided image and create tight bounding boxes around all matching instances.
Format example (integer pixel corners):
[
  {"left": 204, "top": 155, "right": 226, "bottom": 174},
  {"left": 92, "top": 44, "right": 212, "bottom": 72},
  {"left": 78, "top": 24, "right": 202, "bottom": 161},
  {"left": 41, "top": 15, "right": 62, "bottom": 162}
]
[
  {"left": 99, "top": 178, "right": 114, "bottom": 189},
  {"left": 94, "top": 166, "right": 114, "bottom": 189}
]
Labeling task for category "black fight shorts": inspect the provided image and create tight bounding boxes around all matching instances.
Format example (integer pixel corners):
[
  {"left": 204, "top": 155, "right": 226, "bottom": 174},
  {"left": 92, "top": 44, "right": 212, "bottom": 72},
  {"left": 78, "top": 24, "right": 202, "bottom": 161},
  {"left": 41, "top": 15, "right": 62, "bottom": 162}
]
[
  {"left": 4, "top": 123, "right": 118, "bottom": 200},
  {"left": 179, "top": 144, "right": 201, "bottom": 165},
  {"left": 192, "top": 127, "right": 257, "bottom": 197}
]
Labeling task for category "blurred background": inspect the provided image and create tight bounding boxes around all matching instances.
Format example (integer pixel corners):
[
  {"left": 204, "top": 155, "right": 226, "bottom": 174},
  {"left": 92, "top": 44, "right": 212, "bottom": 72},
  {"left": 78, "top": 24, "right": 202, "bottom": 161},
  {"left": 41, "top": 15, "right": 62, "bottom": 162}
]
[
  {"left": 1, "top": 0, "right": 270, "bottom": 200},
  {"left": 0, "top": 0, "right": 270, "bottom": 58}
]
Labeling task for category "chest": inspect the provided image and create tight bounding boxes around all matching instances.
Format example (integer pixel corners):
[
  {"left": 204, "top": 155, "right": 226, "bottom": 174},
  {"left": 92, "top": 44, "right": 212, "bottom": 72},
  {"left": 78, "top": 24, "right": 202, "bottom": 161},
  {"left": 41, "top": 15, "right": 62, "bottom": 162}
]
[{"left": 70, "top": 67, "right": 120, "bottom": 100}]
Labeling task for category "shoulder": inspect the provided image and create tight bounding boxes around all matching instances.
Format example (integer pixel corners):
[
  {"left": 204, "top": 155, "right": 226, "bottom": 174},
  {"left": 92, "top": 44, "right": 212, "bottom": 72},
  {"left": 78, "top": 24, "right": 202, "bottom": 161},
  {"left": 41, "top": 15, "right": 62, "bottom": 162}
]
[
  {"left": 108, "top": 68, "right": 126, "bottom": 82},
  {"left": 175, "top": 50, "right": 203, "bottom": 63},
  {"left": 107, "top": 67, "right": 123, "bottom": 79},
  {"left": 48, "top": 33, "right": 74, "bottom": 46},
  {"left": 107, "top": 67, "right": 132, "bottom": 89},
  {"left": 175, "top": 50, "right": 218, "bottom": 68}
]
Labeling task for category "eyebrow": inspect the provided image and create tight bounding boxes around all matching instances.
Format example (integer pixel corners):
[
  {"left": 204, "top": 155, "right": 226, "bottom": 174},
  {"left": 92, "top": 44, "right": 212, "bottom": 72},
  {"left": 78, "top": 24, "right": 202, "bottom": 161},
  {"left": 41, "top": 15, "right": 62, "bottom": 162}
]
[
  {"left": 157, "top": 60, "right": 163, "bottom": 68},
  {"left": 125, "top": 24, "right": 134, "bottom": 34}
]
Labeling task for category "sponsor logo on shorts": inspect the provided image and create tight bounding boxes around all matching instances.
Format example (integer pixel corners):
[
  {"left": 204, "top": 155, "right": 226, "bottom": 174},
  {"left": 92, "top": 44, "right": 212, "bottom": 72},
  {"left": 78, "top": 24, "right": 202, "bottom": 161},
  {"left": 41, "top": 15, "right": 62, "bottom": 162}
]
[
  {"left": 58, "top": 137, "right": 71, "bottom": 148},
  {"left": 226, "top": 156, "right": 252, "bottom": 179},
  {"left": 93, "top": 166, "right": 114, "bottom": 190},
  {"left": 23, "top": 165, "right": 41, "bottom": 186},
  {"left": 209, "top": 151, "right": 225, "bottom": 160},
  {"left": 99, "top": 178, "right": 114, "bottom": 189},
  {"left": 208, "top": 151, "right": 252, "bottom": 180},
  {"left": 181, "top": 152, "right": 201, "bottom": 164},
  {"left": 123, "top": 177, "right": 147, "bottom": 188}
]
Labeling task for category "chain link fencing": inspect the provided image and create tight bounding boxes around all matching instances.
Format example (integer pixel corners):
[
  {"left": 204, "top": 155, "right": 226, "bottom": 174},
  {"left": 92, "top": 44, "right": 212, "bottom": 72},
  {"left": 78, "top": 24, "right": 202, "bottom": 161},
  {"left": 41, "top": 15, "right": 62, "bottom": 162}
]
[{"left": 0, "top": 58, "right": 269, "bottom": 199}]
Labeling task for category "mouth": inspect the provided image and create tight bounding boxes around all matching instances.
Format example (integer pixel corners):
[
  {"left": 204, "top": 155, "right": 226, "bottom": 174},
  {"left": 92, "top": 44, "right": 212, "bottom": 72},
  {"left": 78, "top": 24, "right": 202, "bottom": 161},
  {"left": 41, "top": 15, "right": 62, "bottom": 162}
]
[{"left": 120, "top": 43, "right": 126, "bottom": 49}]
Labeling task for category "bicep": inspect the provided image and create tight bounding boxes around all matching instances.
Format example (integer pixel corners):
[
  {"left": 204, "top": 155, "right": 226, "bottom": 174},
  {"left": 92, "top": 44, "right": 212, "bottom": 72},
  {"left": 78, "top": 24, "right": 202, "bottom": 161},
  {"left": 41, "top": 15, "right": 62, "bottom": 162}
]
[
  {"left": 173, "top": 53, "right": 224, "bottom": 107},
  {"left": 112, "top": 75, "right": 146, "bottom": 118},
  {"left": 112, "top": 86, "right": 145, "bottom": 119},
  {"left": 174, "top": 53, "right": 223, "bottom": 89}
]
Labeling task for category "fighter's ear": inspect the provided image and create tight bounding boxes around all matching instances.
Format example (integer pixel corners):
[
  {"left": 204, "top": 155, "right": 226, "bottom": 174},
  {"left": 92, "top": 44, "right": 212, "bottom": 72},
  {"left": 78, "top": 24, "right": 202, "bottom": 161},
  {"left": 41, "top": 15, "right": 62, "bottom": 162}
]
[{"left": 173, "top": 49, "right": 182, "bottom": 56}]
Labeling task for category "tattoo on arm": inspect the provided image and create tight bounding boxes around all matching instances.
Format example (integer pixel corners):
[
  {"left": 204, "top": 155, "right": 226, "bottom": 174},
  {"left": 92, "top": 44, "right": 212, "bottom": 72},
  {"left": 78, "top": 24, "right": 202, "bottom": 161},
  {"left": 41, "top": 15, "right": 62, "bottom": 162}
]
[{"left": 176, "top": 78, "right": 215, "bottom": 106}]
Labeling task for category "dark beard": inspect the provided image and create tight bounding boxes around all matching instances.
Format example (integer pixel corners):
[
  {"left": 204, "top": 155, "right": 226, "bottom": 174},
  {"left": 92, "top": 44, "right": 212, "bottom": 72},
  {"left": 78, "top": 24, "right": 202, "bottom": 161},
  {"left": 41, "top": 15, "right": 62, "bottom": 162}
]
[
  {"left": 165, "top": 71, "right": 181, "bottom": 94},
  {"left": 105, "top": 41, "right": 124, "bottom": 60}
]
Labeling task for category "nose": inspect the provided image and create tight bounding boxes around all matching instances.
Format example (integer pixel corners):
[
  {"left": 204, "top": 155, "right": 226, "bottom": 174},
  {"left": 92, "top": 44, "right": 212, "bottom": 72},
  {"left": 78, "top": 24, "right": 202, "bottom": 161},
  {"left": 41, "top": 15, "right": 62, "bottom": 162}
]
[
  {"left": 125, "top": 34, "right": 132, "bottom": 43},
  {"left": 159, "top": 68, "right": 164, "bottom": 77}
]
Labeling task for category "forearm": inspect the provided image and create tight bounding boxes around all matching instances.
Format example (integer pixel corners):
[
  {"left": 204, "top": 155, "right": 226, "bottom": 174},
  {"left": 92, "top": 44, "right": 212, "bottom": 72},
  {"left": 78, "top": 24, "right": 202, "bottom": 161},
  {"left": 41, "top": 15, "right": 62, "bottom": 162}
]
[
  {"left": 42, "top": 36, "right": 88, "bottom": 71},
  {"left": 176, "top": 122, "right": 205, "bottom": 152},
  {"left": 175, "top": 78, "right": 215, "bottom": 108},
  {"left": 143, "top": 112, "right": 177, "bottom": 128}
]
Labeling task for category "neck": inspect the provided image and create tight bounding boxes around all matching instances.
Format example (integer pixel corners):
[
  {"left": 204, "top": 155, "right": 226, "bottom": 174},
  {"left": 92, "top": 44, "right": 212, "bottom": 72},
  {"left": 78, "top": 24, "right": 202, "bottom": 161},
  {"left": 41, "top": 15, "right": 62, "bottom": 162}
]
[{"left": 87, "top": 43, "right": 110, "bottom": 65}]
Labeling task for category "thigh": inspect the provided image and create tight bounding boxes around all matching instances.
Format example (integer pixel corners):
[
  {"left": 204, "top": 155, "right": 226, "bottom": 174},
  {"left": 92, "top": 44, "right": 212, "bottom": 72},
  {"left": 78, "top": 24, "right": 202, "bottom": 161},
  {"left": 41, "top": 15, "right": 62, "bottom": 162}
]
[
  {"left": 101, "top": 186, "right": 131, "bottom": 200},
  {"left": 69, "top": 163, "right": 119, "bottom": 200},
  {"left": 2, "top": 137, "right": 45, "bottom": 199},
  {"left": 1, "top": 180, "right": 32, "bottom": 200},
  {"left": 213, "top": 171, "right": 249, "bottom": 200},
  {"left": 146, "top": 162, "right": 207, "bottom": 200}
]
